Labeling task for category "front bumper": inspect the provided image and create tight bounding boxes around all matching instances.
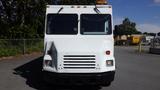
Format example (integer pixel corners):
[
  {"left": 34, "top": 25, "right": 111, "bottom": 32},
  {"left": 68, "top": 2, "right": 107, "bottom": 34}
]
[{"left": 43, "top": 71, "right": 115, "bottom": 86}]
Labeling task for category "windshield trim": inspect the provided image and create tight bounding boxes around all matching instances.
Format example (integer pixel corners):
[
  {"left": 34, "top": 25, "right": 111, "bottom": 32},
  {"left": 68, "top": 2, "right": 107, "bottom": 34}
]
[
  {"left": 46, "top": 13, "right": 78, "bottom": 35},
  {"left": 80, "top": 14, "right": 112, "bottom": 35}
]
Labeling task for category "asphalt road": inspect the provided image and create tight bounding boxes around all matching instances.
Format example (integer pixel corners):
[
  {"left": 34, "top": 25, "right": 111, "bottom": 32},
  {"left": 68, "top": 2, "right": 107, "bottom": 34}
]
[{"left": 0, "top": 47, "right": 160, "bottom": 90}]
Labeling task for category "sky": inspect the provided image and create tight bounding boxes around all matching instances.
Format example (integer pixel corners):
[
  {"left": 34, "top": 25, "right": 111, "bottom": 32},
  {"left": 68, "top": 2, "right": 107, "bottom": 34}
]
[{"left": 109, "top": 0, "right": 160, "bottom": 33}]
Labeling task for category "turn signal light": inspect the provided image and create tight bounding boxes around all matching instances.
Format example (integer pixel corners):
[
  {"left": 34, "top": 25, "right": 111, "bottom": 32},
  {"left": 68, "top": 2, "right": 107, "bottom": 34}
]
[{"left": 106, "top": 50, "right": 110, "bottom": 55}]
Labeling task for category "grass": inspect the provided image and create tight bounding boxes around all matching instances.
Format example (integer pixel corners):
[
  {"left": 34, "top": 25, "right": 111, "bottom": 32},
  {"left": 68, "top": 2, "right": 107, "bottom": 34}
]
[{"left": 0, "top": 39, "right": 43, "bottom": 57}]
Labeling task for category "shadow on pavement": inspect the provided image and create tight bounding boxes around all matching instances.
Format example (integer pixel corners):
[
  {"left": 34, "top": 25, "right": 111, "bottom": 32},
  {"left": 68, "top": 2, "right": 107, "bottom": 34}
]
[{"left": 13, "top": 56, "right": 102, "bottom": 90}]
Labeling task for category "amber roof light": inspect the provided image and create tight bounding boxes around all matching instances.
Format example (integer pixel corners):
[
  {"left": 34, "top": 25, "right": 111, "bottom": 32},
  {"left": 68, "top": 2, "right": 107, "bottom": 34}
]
[{"left": 96, "top": 0, "right": 108, "bottom": 5}]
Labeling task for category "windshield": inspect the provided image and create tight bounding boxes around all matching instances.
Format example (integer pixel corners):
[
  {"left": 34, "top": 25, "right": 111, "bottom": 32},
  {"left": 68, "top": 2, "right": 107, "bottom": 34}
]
[
  {"left": 46, "top": 14, "right": 78, "bottom": 35},
  {"left": 80, "top": 14, "right": 112, "bottom": 35}
]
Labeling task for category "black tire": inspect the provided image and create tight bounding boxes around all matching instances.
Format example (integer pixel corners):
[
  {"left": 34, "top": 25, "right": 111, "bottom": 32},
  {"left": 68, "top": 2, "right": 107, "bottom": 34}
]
[
  {"left": 42, "top": 71, "right": 52, "bottom": 85},
  {"left": 101, "top": 82, "right": 111, "bottom": 87}
]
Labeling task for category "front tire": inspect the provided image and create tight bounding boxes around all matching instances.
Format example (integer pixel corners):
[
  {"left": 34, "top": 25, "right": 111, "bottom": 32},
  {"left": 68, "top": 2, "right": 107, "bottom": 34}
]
[{"left": 102, "top": 82, "right": 111, "bottom": 86}]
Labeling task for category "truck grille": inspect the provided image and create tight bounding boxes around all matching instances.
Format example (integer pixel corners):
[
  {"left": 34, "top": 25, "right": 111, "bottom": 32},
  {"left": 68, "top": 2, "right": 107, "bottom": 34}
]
[{"left": 63, "top": 55, "right": 96, "bottom": 69}]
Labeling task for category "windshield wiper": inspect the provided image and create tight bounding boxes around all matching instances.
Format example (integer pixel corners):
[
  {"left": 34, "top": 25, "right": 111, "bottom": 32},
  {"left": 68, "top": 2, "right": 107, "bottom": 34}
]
[
  {"left": 94, "top": 7, "right": 101, "bottom": 14},
  {"left": 57, "top": 7, "right": 63, "bottom": 14}
]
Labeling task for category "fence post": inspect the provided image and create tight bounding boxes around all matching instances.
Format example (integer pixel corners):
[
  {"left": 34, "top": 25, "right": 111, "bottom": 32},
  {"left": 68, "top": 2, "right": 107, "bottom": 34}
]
[{"left": 23, "top": 39, "right": 26, "bottom": 54}]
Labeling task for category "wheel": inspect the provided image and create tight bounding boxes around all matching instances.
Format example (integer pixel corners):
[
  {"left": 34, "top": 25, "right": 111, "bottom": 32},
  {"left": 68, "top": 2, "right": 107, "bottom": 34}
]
[{"left": 101, "top": 82, "right": 111, "bottom": 87}]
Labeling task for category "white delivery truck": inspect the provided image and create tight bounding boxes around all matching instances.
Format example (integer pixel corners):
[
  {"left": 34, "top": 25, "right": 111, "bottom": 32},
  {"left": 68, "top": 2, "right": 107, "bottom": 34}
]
[{"left": 43, "top": 2, "right": 115, "bottom": 86}]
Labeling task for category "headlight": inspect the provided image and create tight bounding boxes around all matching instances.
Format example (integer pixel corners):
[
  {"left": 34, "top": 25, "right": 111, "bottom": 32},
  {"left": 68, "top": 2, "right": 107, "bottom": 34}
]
[
  {"left": 44, "top": 55, "right": 52, "bottom": 67},
  {"left": 106, "top": 60, "right": 113, "bottom": 66}
]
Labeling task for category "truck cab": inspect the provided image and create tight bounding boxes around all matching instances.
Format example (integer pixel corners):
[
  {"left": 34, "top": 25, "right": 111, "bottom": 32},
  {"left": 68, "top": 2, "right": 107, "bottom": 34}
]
[{"left": 43, "top": 4, "right": 115, "bottom": 86}]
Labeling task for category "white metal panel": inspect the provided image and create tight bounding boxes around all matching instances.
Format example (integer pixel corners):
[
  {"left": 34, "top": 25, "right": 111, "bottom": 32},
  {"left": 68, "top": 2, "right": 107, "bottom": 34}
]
[{"left": 43, "top": 5, "right": 115, "bottom": 73}]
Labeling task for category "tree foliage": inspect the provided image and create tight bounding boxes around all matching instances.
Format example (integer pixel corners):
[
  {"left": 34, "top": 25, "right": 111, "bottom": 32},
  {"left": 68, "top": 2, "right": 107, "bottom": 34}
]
[
  {"left": 143, "top": 32, "right": 157, "bottom": 36},
  {"left": 114, "top": 18, "right": 141, "bottom": 36},
  {"left": 0, "top": 0, "right": 97, "bottom": 39},
  {"left": 158, "top": 32, "right": 160, "bottom": 36},
  {"left": 0, "top": 0, "right": 52, "bottom": 39}
]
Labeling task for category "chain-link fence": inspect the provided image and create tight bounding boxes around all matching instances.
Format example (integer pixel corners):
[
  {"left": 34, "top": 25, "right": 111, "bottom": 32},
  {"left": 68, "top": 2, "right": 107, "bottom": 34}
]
[{"left": 0, "top": 39, "right": 43, "bottom": 57}]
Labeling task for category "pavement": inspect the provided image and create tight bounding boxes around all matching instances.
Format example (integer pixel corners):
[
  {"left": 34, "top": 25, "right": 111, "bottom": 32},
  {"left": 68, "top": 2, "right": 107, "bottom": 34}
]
[
  {"left": 105, "top": 46, "right": 160, "bottom": 90},
  {"left": 0, "top": 46, "right": 160, "bottom": 90}
]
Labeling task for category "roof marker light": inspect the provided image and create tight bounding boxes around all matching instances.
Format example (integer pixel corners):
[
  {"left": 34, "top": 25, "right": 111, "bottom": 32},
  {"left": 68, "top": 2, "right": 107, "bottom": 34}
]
[
  {"left": 96, "top": 0, "right": 107, "bottom": 5},
  {"left": 77, "top": 6, "right": 80, "bottom": 8},
  {"left": 83, "top": 6, "right": 87, "bottom": 8},
  {"left": 71, "top": 6, "right": 74, "bottom": 8}
]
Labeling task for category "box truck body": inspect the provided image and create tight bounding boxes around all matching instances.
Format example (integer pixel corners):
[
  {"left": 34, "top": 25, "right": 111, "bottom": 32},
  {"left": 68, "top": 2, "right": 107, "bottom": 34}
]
[{"left": 43, "top": 5, "right": 115, "bottom": 86}]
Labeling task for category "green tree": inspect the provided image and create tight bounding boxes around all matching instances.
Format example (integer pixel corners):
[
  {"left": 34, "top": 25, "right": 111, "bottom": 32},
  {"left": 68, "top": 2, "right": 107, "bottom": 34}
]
[
  {"left": 114, "top": 18, "right": 141, "bottom": 36},
  {"left": 143, "top": 32, "right": 148, "bottom": 35},
  {"left": 0, "top": 0, "right": 52, "bottom": 39},
  {"left": 0, "top": 0, "right": 96, "bottom": 39},
  {"left": 158, "top": 32, "right": 160, "bottom": 36},
  {"left": 148, "top": 33, "right": 156, "bottom": 36}
]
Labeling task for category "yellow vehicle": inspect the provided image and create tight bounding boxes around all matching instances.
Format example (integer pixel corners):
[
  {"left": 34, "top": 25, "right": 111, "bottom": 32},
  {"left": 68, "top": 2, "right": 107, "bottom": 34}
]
[{"left": 130, "top": 35, "right": 142, "bottom": 45}]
